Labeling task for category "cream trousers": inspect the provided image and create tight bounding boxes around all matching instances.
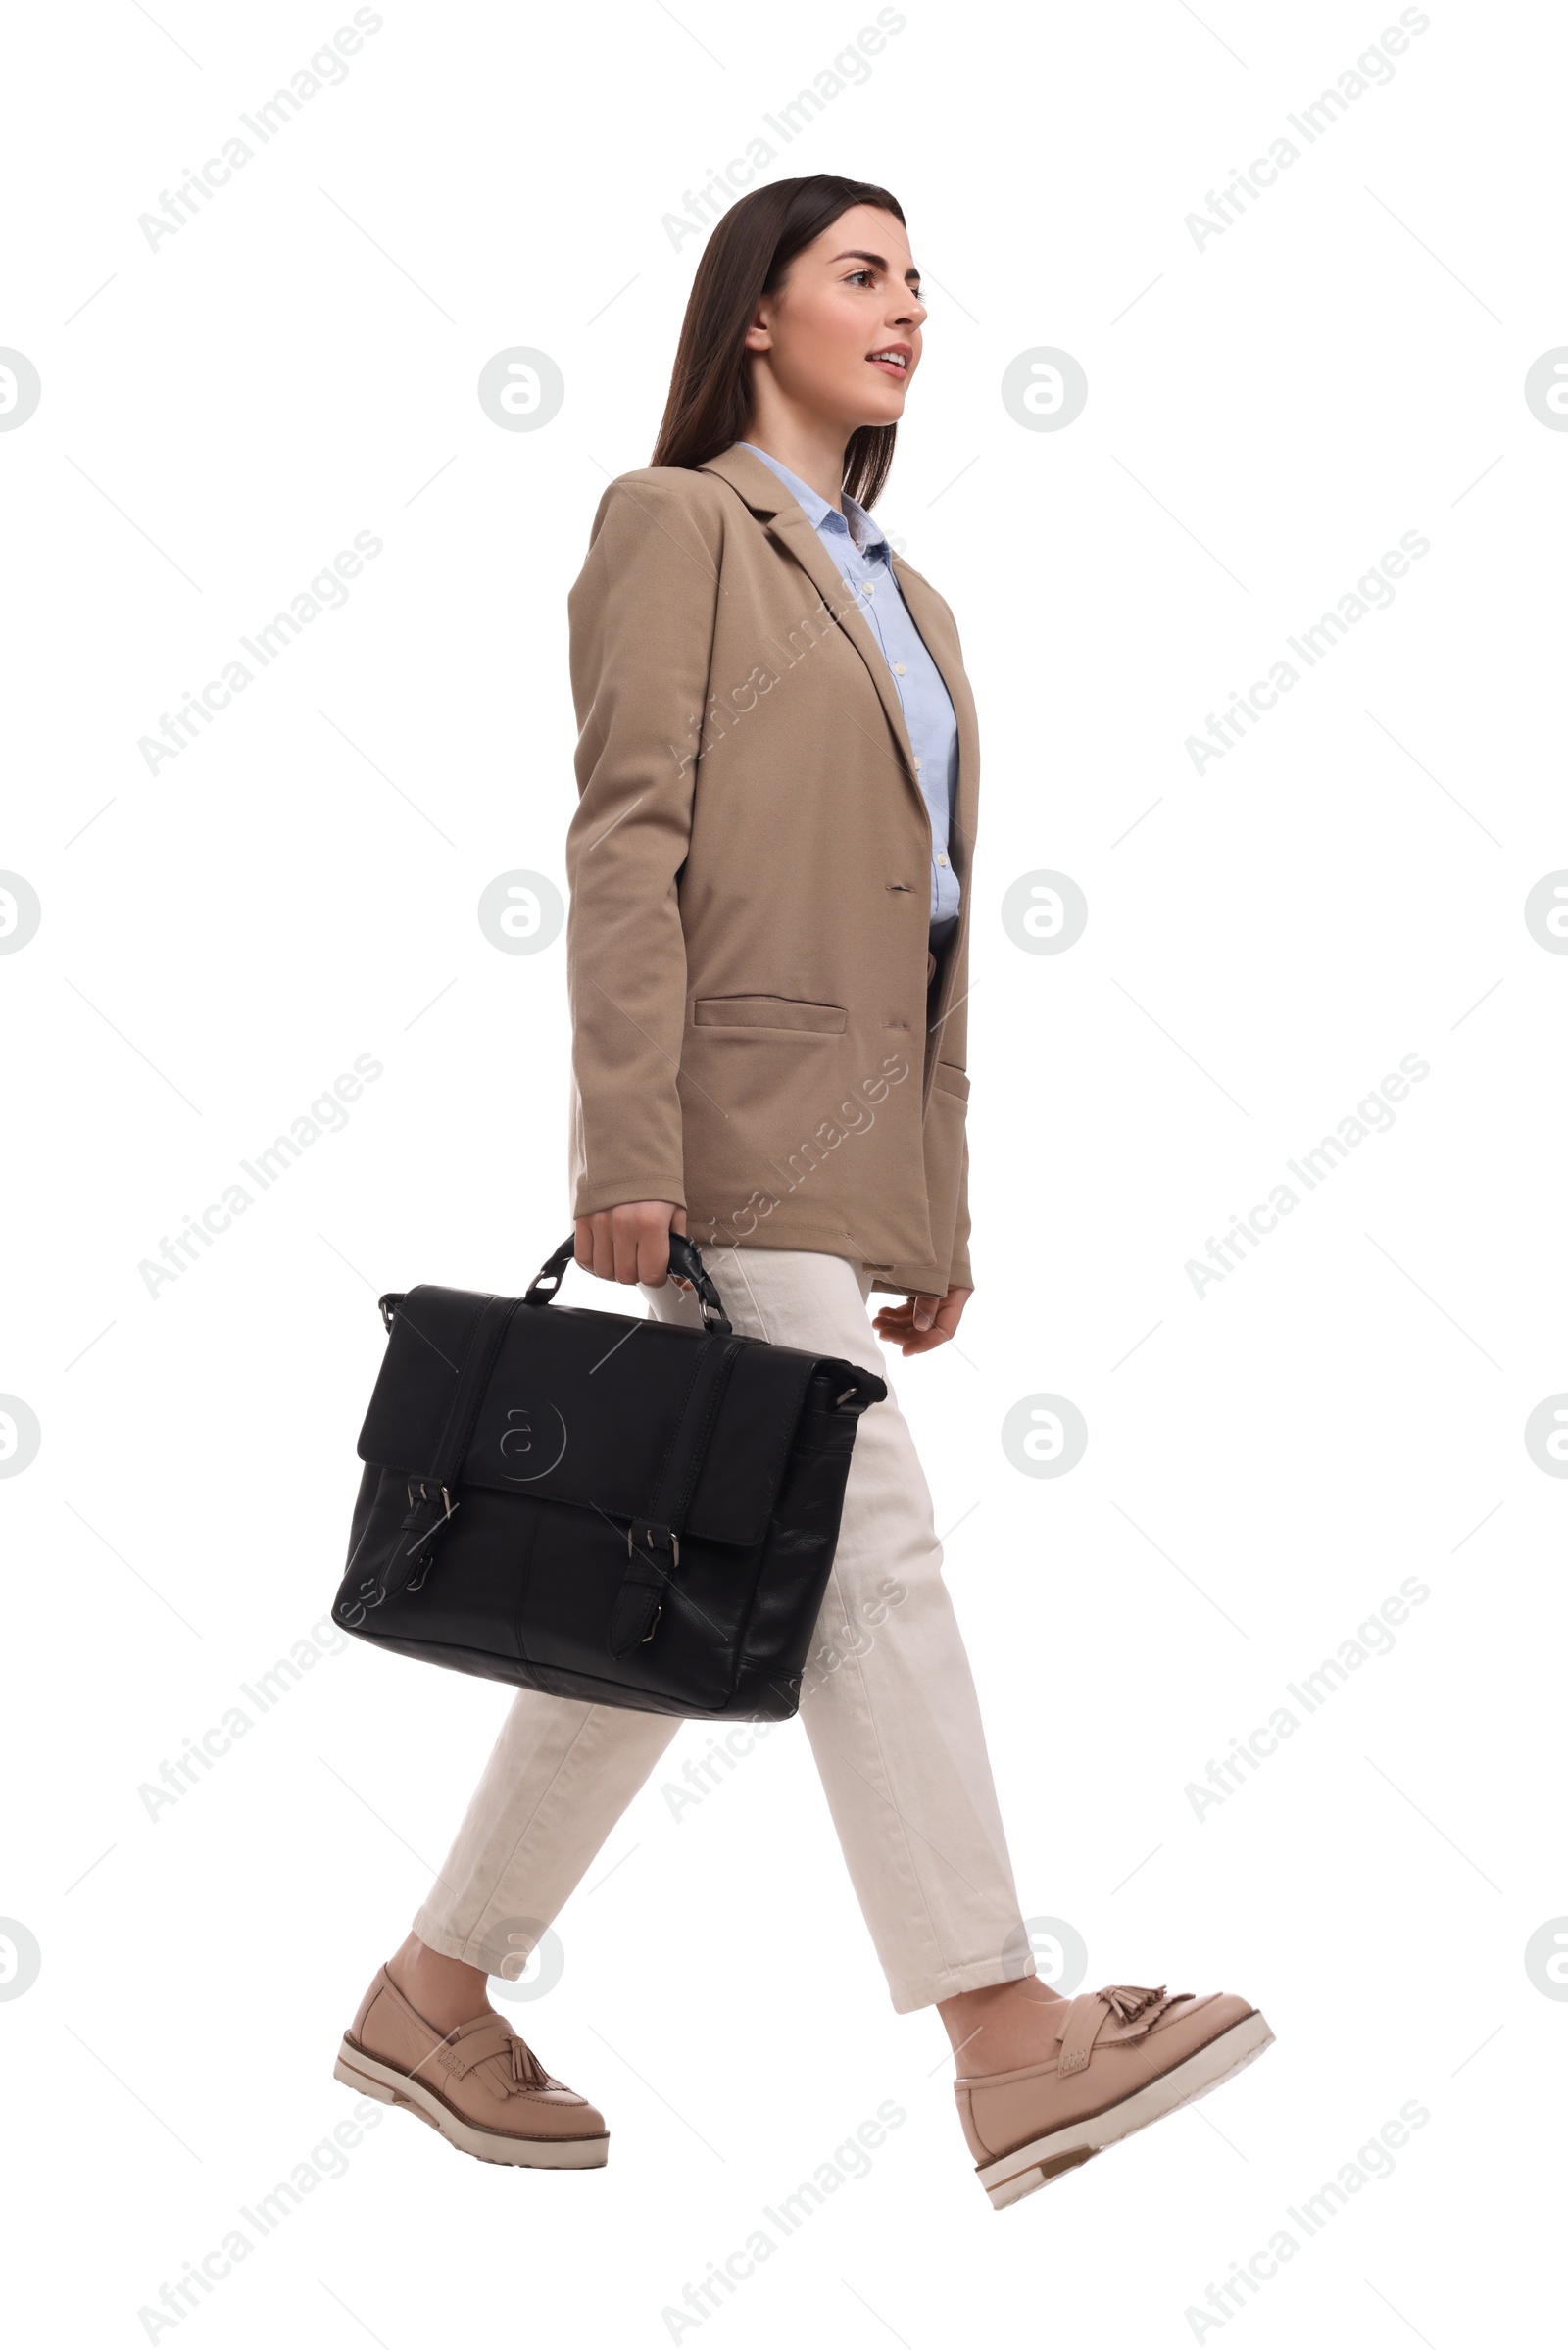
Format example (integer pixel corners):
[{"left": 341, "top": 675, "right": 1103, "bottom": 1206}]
[{"left": 413, "top": 1246, "right": 1034, "bottom": 2013}]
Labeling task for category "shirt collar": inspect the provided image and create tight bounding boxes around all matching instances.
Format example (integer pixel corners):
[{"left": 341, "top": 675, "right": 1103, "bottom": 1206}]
[{"left": 738, "top": 441, "right": 889, "bottom": 561}]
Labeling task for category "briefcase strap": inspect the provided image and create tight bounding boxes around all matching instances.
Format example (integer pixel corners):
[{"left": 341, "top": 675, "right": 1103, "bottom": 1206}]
[
  {"left": 610, "top": 1332, "right": 744, "bottom": 1655},
  {"left": 378, "top": 1291, "right": 522, "bottom": 1595},
  {"left": 524, "top": 1232, "right": 733, "bottom": 1336}
]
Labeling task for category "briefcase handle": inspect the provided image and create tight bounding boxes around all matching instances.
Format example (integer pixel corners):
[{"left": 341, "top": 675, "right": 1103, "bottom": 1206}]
[{"left": 523, "top": 1231, "right": 733, "bottom": 1336}]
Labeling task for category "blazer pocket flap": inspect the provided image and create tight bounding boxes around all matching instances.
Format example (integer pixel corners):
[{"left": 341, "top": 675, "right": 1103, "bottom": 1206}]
[
  {"left": 694, "top": 995, "right": 847, "bottom": 1035},
  {"left": 932, "top": 1061, "right": 970, "bottom": 1100}
]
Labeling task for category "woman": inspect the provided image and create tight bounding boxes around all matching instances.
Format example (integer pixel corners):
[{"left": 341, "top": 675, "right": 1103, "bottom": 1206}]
[{"left": 336, "top": 175, "right": 1272, "bottom": 2208}]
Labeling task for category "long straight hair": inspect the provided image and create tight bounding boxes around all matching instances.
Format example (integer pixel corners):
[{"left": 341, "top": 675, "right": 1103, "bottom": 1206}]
[{"left": 651, "top": 175, "right": 906, "bottom": 511}]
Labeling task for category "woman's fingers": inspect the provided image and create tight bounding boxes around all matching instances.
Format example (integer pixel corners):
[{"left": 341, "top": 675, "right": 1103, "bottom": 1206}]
[
  {"left": 572, "top": 1201, "right": 685, "bottom": 1286},
  {"left": 871, "top": 1285, "right": 973, "bottom": 1354}
]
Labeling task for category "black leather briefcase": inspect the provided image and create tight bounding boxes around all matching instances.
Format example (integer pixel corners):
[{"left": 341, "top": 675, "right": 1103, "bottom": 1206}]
[{"left": 332, "top": 1236, "right": 888, "bottom": 1721}]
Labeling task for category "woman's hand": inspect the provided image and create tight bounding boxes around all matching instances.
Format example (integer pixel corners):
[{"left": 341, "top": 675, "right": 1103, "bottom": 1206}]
[
  {"left": 871, "top": 1284, "right": 972, "bottom": 1356},
  {"left": 574, "top": 1200, "right": 690, "bottom": 1289}
]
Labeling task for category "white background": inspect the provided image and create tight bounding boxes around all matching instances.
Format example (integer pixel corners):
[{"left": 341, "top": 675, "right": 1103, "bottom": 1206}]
[{"left": 2, "top": 1, "right": 1563, "bottom": 2342}]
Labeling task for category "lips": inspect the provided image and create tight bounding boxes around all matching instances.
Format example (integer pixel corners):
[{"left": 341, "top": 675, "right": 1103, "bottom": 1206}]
[{"left": 867, "top": 346, "right": 910, "bottom": 376}]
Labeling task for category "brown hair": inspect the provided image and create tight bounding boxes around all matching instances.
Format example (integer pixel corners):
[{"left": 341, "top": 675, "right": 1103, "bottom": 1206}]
[{"left": 651, "top": 174, "right": 906, "bottom": 510}]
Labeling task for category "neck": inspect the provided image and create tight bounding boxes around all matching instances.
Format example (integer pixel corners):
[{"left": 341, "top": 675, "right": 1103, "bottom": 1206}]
[{"left": 740, "top": 400, "right": 851, "bottom": 512}]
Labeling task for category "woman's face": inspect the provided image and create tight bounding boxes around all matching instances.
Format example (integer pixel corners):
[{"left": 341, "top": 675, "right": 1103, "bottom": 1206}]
[{"left": 745, "top": 203, "right": 927, "bottom": 433}]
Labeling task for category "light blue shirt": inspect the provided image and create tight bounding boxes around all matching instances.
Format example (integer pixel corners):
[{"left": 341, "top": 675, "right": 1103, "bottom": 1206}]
[{"left": 738, "top": 442, "right": 960, "bottom": 944}]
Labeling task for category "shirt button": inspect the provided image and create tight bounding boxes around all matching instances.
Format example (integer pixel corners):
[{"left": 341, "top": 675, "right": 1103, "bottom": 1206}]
[
  {"left": 936, "top": 853, "right": 949, "bottom": 866},
  {"left": 912, "top": 758, "right": 922, "bottom": 770},
  {"left": 894, "top": 662, "right": 906, "bottom": 675}
]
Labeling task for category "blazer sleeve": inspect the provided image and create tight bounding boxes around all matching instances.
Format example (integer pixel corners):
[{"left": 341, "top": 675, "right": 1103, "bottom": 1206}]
[{"left": 564, "top": 473, "right": 722, "bottom": 1218}]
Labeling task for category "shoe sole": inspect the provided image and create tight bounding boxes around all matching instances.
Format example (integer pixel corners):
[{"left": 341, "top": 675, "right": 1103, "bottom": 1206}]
[
  {"left": 333, "top": 2039, "right": 610, "bottom": 2170},
  {"left": 977, "top": 2009, "right": 1275, "bottom": 2210}
]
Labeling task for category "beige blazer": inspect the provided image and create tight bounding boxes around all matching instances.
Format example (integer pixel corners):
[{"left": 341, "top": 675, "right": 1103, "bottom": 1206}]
[{"left": 564, "top": 439, "right": 978, "bottom": 1297}]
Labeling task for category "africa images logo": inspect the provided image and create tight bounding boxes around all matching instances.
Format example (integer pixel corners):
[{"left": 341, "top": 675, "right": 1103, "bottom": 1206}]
[{"left": 497, "top": 1402, "right": 568, "bottom": 1482}]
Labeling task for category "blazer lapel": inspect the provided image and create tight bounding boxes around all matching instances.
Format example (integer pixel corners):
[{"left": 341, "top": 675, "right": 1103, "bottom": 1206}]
[
  {"left": 888, "top": 553, "right": 980, "bottom": 900},
  {"left": 892, "top": 552, "right": 976, "bottom": 1068},
  {"left": 695, "top": 441, "right": 977, "bottom": 1115},
  {"left": 698, "top": 442, "right": 980, "bottom": 1055},
  {"left": 699, "top": 443, "right": 929, "bottom": 836}
]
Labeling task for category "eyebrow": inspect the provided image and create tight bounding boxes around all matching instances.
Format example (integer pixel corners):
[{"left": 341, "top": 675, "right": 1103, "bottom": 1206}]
[{"left": 829, "top": 248, "right": 922, "bottom": 289}]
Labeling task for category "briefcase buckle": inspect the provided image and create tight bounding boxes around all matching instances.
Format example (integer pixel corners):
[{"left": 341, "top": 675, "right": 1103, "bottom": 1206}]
[
  {"left": 628, "top": 1521, "right": 679, "bottom": 1567},
  {"left": 407, "top": 1479, "right": 455, "bottom": 1522},
  {"left": 403, "top": 1481, "right": 456, "bottom": 1593}
]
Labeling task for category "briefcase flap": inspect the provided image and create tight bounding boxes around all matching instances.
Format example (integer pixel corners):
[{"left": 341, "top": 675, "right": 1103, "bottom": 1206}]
[{"left": 358, "top": 1285, "right": 858, "bottom": 1548}]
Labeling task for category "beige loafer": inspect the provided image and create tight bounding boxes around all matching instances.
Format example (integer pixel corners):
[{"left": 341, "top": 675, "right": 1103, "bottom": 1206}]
[
  {"left": 334, "top": 1964, "right": 609, "bottom": 2170},
  {"left": 956, "top": 1982, "right": 1273, "bottom": 2209}
]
